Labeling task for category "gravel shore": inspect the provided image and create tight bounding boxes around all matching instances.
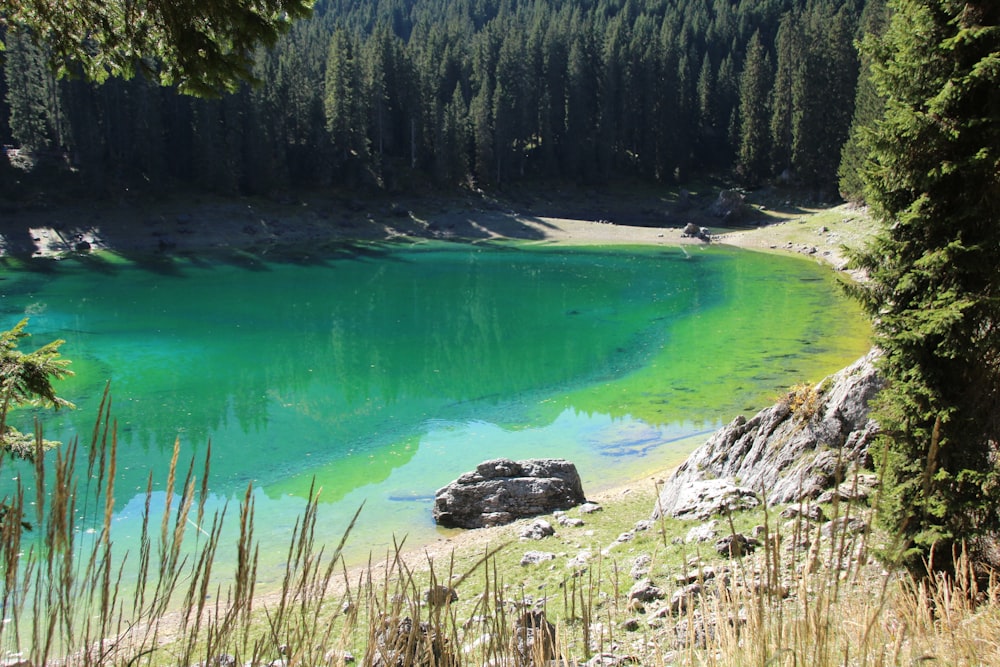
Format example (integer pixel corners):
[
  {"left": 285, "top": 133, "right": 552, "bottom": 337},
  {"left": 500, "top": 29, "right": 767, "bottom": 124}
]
[{"left": 0, "top": 190, "right": 872, "bottom": 271}]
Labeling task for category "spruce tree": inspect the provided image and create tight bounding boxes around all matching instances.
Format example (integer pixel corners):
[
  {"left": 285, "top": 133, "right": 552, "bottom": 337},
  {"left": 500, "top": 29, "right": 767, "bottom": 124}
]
[
  {"left": 852, "top": 0, "right": 1000, "bottom": 573},
  {"left": 736, "top": 31, "right": 773, "bottom": 186},
  {"left": 4, "top": 0, "right": 313, "bottom": 96},
  {"left": 839, "top": 0, "right": 890, "bottom": 202}
]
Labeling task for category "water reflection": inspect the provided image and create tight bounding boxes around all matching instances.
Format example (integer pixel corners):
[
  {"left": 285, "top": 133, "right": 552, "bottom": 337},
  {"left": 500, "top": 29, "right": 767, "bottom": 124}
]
[{"left": 1, "top": 242, "right": 868, "bottom": 529}]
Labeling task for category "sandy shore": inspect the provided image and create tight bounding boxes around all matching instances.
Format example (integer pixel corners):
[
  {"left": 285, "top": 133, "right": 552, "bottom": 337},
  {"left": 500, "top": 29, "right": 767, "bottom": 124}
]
[{"left": 0, "top": 189, "right": 870, "bottom": 270}]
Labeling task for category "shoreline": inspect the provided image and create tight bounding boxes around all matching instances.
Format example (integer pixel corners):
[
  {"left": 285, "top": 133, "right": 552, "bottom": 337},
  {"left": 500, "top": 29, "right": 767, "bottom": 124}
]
[{"left": 0, "top": 189, "right": 870, "bottom": 271}]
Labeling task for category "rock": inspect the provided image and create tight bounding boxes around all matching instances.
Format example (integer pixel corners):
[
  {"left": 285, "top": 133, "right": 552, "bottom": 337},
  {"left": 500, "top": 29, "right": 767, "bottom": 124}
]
[
  {"left": 556, "top": 515, "right": 585, "bottom": 528},
  {"left": 815, "top": 474, "right": 879, "bottom": 505},
  {"left": 423, "top": 585, "right": 457, "bottom": 607},
  {"left": 781, "top": 503, "right": 827, "bottom": 522},
  {"left": 821, "top": 516, "right": 869, "bottom": 539},
  {"left": 715, "top": 534, "right": 754, "bottom": 559},
  {"left": 567, "top": 550, "right": 593, "bottom": 570},
  {"left": 630, "top": 554, "right": 652, "bottom": 580},
  {"left": 682, "top": 222, "right": 710, "bottom": 242},
  {"left": 614, "top": 531, "right": 635, "bottom": 544},
  {"left": 370, "top": 616, "right": 451, "bottom": 667},
  {"left": 652, "top": 352, "right": 882, "bottom": 519},
  {"left": 579, "top": 502, "right": 603, "bottom": 514},
  {"left": 670, "top": 583, "right": 703, "bottom": 615},
  {"left": 520, "top": 551, "right": 557, "bottom": 566},
  {"left": 674, "top": 613, "right": 714, "bottom": 649},
  {"left": 709, "top": 189, "right": 751, "bottom": 221},
  {"left": 675, "top": 565, "right": 722, "bottom": 586},
  {"left": 621, "top": 617, "right": 642, "bottom": 632},
  {"left": 653, "top": 478, "right": 759, "bottom": 520},
  {"left": 628, "top": 578, "right": 665, "bottom": 603},
  {"left": 512, "top": 610, "right": 558, "bottom": 667},
  {"left": 585, "top": 653, "right": 641, "bottom": 666},
  {"left": 433, "top": 458, "right": 587, "bottom": 529},
  {"left": 685, "top": 520, "right": 720, "bottom": 543},
  {"left": 324, "top": 649, "right": 355, "bottom": 664},
  {"left": 519, "top": 519, "right": 555, "bottom": 540},
  {"left": 75, "top": 240, "right": 91, "bottom": 252}
]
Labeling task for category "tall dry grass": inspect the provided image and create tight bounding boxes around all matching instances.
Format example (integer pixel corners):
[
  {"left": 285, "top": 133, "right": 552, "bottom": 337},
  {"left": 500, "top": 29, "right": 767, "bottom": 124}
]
[{"left": 3, "top": 393, "right": 1000, "bottom": 666}]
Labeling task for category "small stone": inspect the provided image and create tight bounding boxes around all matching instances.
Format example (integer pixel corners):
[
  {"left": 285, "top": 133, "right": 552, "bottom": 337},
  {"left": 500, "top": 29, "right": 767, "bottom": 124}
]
[
  {"left": 781, "top": 503, "right": 826, "bottom": 522},
  {"left": 685, "top": 520, "right": 719, "bottom": 543},
  {"left": 670, "top": 583, "right": 703, "bottom": 615},
  {"left": 557, "top": 515, "right": 585, "bottom": 528},
  {"left": 585, "top": 653, "right": 641, "bottom": 666},
  {"left": 567, "top": 550, "right": 592, "bottom": 570},
  {"left": 520, "top": 551, "right": 557, "bottom": 566},
  {"left": 821, "top": 516, "right": 868, "bottom": 539},
  {"left": 630, "top": 554, "right": 652, "bottom": 580},
  {"left": 520, "top": 519, "right": 555, "bottom": 540},
  {"left": 715, "top": 533, "right": 754, "bottom": 558},
  {"left": 423, "top": 585, "right": 458, "bottom": 607},
  {"left": 628, "top": 578, "right": 665, "bottom": 603}
]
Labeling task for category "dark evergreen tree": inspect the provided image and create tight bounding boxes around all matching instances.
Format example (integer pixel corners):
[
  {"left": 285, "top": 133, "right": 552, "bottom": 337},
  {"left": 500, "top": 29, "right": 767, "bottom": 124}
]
[
  {"left": 736, "top": 31, "right": 773, "bottom": 186},
  {"left": 4, "top": 30, "right": 64, "bottom": 152},
  {"left": 6, "top": 0, "right": 314, "bottom": 96},
  {"left": 564, "top": 20, "right": 601, "bottom": 183},
  {"left": 838, "top": 0, "right": 889, "bottom": 202},
  {"left": 325, "top": 29, "right": 368, "bottom": 181},
  {"left": 790, "top": 4, "right": 859, "bottom": 192},
  {"left": 769, "top": 10, "right": 799, "bottom": 180},
  {"left": 851, "top": 0, "right": 1000, "bottom": 574},
  {"left": 0, "top": 0, "right": 876, "bottom": 195}
]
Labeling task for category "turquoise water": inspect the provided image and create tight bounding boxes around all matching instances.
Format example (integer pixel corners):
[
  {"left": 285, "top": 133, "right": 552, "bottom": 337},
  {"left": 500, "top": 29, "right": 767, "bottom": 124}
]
[{"left": 0, "top": 240, "right": 868, "bottom": 579}]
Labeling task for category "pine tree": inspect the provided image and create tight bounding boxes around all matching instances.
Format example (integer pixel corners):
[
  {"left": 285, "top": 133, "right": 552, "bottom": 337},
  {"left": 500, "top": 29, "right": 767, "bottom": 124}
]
[
  {"left": 5, "top": 0, "right": 313, "bottom": 96},
  {"left": 852, "top": 0, "right": 1000, "bottom": 574},
  {"left": 839, "top": 0, "right": 889, "bottom": 202},
  {"left": 4, "top": 30, "right": 64, "bottom": 152},
  {"left": 736, "top": 30, "right": 773, "bottom": 186},
  {"left": 769, "top": 10, "right": 799, "bottom": 180},
  {"left": 325, "top": 29, "right": 367, "bottom": 179},
  {"left": 0, "top": 319, "right": 74, "bottom": 461},
  {"left": 790, "top": 4, "right": 860, "bottom": 192}
]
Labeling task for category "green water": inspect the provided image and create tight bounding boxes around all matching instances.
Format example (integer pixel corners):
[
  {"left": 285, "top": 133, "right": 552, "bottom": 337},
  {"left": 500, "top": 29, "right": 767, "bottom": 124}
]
[{"left": 0, "top": 240, "right": 868, "bottom": 579}]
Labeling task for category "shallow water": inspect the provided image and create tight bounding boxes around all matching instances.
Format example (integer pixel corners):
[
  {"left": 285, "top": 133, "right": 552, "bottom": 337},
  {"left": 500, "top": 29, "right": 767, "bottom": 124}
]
[{"left": 0, "top": 240, "right": 868, "bottom": 578}]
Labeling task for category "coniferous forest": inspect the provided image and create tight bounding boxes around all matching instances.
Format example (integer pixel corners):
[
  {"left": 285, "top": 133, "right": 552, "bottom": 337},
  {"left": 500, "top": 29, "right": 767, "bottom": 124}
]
[{"left": 1, "top": 0, "right": 881, "bottom": 200}]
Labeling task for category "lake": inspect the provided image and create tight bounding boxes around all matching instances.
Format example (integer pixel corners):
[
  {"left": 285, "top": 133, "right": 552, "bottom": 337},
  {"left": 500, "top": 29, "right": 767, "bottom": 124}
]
[{"left": 0, "top": 240, "right": 869, "bottom": 581}]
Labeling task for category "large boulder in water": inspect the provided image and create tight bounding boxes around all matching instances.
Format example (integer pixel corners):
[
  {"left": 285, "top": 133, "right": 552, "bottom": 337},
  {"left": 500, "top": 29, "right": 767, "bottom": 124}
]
[{"left": 433, "top": 458, "right": 587, "bottom": 529}]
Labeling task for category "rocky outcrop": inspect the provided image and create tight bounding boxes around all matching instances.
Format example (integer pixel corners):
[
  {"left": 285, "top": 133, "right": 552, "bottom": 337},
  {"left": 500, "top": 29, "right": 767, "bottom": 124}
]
[
  {"left": 654, "top": 351, "right": 882, "bottom": 520},
  {"left": 433, "top": 458, "right": 587, "bottom": 529}
]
